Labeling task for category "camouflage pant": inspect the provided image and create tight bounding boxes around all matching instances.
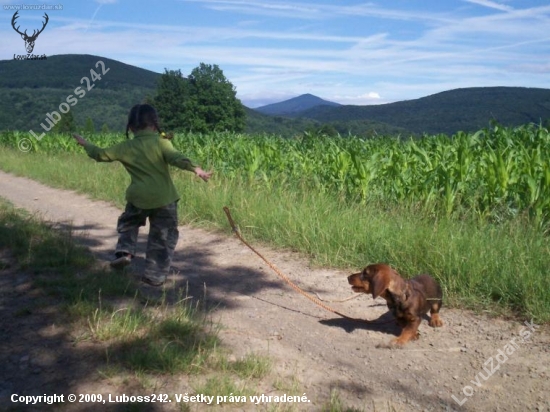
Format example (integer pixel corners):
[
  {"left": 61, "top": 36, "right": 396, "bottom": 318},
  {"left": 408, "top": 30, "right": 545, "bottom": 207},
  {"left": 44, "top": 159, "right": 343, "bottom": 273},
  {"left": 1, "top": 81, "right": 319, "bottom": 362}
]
[{"left": 115, "top": 201, "right": 179, "bottom": 283}]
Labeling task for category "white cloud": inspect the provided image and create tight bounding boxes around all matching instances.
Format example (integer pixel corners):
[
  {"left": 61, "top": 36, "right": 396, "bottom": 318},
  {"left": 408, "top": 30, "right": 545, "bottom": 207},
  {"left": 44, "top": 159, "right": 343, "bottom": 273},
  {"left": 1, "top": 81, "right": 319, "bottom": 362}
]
[
  {"left": 181, "top": 0, "right": 324, "bottom": 19},
  {"left": 463, "top": 0, "right": 514, "bottom": 12},
  {"left": 364, "top": 92, "right": 381, "bottom": 100},
  {"left": 328, "top": 92, "right": 382, "bottom": 106},
  {"left": 180, "top": 0, "right": 452, "bottom": 24}
]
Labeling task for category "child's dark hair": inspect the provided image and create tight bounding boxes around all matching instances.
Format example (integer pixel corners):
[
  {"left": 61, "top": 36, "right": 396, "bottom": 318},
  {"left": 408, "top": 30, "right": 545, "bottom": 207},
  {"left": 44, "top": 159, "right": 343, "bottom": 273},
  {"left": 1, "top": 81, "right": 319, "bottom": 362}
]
[{"left": 126, "top": 104, "right": 173, "bottom": 139}]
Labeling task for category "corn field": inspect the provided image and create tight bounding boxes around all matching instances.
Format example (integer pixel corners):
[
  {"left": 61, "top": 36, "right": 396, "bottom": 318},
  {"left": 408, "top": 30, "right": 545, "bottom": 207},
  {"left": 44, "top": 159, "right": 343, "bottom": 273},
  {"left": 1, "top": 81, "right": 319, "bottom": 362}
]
[{"left": 1, "top": 123, "right": 549, "bottom": 228}]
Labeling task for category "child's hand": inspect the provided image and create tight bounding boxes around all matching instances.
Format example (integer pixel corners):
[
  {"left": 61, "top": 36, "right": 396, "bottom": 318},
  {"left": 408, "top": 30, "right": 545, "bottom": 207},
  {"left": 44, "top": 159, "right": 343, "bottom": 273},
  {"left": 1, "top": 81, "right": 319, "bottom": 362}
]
[
  {"left": 72, "top": 134, "right": 88, "bottom": 146},
  {"left": 194, "top": 167, "right": 213, "bottom": 182}
]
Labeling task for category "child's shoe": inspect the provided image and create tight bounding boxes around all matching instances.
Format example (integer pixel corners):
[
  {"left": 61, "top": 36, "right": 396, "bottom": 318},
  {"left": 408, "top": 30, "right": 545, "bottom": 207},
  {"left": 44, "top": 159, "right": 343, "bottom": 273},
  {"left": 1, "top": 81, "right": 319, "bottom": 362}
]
[
  {"left": 110, "top": 253, "right": 132, "bottom": 270},
  {"left": 140, "top": 276, "right": 164, "bottom": 287}
]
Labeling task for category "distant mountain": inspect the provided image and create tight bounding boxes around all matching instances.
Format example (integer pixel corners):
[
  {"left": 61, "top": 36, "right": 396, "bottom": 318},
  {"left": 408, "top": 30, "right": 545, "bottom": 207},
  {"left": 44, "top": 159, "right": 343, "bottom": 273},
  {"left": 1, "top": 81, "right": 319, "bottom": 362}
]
[
  {"left": 0, "top": 53, "right": 160, "bottom": 91},
  {"left": 291, "top": 87, "right": 550, "bottom": 135},
  {"left": 255, "top": 93, "right": 341, "bottom": 116}
]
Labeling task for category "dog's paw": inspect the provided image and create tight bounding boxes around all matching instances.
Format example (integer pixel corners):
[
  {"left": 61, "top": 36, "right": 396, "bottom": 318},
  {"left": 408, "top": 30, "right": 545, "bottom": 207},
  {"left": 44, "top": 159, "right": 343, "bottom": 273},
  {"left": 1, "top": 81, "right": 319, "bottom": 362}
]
[
  {"left": 429, "top": 314, "right": 443, "bottom": 328},
  {"left": 390, "top": 336, "right": 409, "bottom": 346},
  {"left": 376, "top": 340, "right": 404, "bottom": 350},
  {"left": 386, "top": 331, "right": 420, "bottom": 347}
]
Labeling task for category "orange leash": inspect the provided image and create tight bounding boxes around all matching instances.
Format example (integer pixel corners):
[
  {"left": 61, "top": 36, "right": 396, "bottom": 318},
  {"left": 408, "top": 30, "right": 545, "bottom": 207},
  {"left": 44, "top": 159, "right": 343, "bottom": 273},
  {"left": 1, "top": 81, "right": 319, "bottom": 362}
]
[{"left": 223, "top": 207, "right": 392, "bottom": 324}]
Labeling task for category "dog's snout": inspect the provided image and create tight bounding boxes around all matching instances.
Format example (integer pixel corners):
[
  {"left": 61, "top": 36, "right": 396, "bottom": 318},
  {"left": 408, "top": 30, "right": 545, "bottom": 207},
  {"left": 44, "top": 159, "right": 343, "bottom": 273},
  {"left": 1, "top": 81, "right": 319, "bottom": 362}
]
[
  {"left": 348, "top": 272, "right": 363, "bottom": 287},
  {"left": 348, "top": 273, "right": 359, "bottom": 285}
]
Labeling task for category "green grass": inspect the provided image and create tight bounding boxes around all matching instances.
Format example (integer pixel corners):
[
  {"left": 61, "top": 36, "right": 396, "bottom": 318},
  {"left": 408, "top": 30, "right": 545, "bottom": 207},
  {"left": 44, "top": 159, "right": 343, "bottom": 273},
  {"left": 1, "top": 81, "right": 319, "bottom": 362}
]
[
  {"left": 213, "top": 352, "right": 273, "bottom": 380},
  {"left": 321, "top": 391, "right": 365, "bottom": 412},
  {"left": 0, "top": 147, "right": 549, "bottom": 322},
  {"left": 0, "top": 199, "right": 305, "bottom": 406},
  {"left": 0, "top": 199, "right": 216, "bottom": 370}
]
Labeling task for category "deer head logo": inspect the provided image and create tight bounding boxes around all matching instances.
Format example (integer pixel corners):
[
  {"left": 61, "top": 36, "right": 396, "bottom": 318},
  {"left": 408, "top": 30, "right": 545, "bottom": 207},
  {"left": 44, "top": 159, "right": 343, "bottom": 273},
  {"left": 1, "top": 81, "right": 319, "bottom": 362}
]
[{"left": 11, "top": 11, "right": 49, "bottom": 54}]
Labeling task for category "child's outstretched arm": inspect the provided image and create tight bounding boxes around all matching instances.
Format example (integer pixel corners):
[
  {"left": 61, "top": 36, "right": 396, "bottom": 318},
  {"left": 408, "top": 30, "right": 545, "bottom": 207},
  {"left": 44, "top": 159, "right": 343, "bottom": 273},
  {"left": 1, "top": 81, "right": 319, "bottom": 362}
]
[
  {"left": 72, "top": 133, "right": 120, "bottom": 162},
  {"left": 72, "top": 134, "right": 89, "bottom": 146},
  {"left": 160, "top": 139, "right": 213, "bottom": 182},
  {"left": 194, "top": 167, "right": 213, "bottom": 182}
]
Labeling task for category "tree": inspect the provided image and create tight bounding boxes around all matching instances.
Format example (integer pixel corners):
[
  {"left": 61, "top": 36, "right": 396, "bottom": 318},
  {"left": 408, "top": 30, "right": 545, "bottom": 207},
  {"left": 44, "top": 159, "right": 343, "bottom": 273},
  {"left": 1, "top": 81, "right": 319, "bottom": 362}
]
[
  {"left": 152, "top": 69, "right": 189, "bottom": 132},
  {"left": 153, "top": 64, "right": 246, "bottom": 133},
  {"left": 53, "top": 110, "right": 76, "bottom": 134},
  {"left": 84, "top": 117, "right": 95, "bottom": 134},
  {"left": 186, "top": 63, "right": 246, "bottom": 133}
]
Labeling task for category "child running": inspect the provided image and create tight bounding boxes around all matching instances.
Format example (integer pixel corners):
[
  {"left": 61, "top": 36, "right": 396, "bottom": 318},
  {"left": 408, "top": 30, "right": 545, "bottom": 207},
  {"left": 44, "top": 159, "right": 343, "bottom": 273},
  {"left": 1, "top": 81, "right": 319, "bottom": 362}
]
[{"left": 72, "top": 103, "right": 212, "bottom": 286}]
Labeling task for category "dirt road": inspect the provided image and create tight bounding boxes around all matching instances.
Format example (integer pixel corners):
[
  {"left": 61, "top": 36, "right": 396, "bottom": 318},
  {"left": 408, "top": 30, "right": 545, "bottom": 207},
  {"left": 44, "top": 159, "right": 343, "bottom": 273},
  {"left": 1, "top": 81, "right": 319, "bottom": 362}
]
[{"left": 0, "top": 170, "right": 548, "bottom": 411}]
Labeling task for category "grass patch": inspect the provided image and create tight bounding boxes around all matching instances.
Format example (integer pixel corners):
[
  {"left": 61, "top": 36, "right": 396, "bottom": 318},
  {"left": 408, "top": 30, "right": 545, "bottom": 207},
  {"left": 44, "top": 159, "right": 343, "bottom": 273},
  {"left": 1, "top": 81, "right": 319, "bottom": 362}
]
[
  {"left": 0, "top": 199, "right": 292, "bottom": 403},
  {"left": 0, "top": 148, "right": 548, "bottom": 322},
  {"left": 322, "top": 390, "right": 364, "bottom": 412},
  {"left": 111, "top": 310, "right": 220, "bottom": 374},
  {"left": 210, "top": 352, "right": 273, "bottom": 380}
]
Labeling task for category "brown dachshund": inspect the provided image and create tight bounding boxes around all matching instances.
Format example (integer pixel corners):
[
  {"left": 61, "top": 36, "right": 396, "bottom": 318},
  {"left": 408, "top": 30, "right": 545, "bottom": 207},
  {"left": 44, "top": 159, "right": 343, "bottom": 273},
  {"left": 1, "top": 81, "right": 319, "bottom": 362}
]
[{"left": 347, "top": 263, "right": 443, "bottom": 346}]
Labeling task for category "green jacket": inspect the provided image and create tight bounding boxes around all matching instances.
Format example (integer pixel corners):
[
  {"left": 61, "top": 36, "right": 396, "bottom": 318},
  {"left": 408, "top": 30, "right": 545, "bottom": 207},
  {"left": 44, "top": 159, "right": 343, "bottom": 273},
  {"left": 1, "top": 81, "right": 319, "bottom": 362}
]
[{"left": 83, "top": 130, "right": 196, "bottom": 209}]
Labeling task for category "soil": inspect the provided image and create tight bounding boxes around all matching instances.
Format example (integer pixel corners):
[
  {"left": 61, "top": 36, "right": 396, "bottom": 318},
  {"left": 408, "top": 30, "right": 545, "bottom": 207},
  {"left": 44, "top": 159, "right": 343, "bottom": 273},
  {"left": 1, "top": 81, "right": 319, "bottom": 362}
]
[{"left": 0, "top": 170, "right": 549, "bottom": 412}]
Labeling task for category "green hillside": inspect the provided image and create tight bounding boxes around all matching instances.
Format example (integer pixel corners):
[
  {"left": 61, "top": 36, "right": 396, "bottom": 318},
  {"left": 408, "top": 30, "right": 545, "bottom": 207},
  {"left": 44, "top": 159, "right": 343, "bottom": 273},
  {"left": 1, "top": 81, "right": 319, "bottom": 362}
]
[
  {"left": 245, "top": 106, "right": 408, "bottom": 137},
  {"left": 0, "top": 54, "right": 160, "bottom": 131},
  {"left": 293, "top": 87, "right": 550, "bottom": 135},
  {"left": 0, "top": 54, "right": 159, "bottom": 90}
]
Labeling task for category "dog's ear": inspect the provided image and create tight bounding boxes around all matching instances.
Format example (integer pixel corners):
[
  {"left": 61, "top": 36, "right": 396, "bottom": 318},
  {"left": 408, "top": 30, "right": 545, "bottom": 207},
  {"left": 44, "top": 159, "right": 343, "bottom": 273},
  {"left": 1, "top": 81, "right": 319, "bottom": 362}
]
[
  {"left": 365, "top": 264, "right": 393, "bottom": 299},
  {"left": 386, "top": 270, "right": 408, "bottom": 300}
]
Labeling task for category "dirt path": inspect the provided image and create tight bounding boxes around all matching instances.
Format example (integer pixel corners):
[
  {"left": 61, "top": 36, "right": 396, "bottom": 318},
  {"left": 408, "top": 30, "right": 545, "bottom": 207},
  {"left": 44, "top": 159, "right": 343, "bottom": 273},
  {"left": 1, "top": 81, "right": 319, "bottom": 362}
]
[{"left": 0, "top": 170, "right": 549, "bottom": 412}]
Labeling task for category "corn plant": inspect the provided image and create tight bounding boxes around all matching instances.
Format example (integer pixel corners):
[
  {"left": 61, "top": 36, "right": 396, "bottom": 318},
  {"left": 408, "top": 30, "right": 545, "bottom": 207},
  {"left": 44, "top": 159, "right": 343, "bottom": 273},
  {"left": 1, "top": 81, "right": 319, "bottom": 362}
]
[{"left": 1, "top": 123, "right": 549, "bottom": 229}]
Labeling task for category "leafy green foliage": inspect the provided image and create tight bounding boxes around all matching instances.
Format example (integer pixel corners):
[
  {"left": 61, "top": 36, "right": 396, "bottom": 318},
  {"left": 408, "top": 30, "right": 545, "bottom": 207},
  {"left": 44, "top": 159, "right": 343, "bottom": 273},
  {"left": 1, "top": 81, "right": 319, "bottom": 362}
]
[
  {"left": 2, "top": 123, "right": 550, "bottom": 229},
  {"left": 244, "top": 107, "right": 321, "bottom": 137},
  {"left": 151, "top": 69, "right": 189, "bottom": 132},
  {"left": 52, "top": 110, "right": 76, "bottom": 134},
  {"left": 189, "top": 63, "right": 246, "bottom": 133},
  {"left": 84, "top": 117, "right": 95, "bottom": 134},
  {"left": 245, "top": 108, "right": 408, "bottom": 138},
  {"left": 154, "top": 64, "right": 246, "bottom": 133}
]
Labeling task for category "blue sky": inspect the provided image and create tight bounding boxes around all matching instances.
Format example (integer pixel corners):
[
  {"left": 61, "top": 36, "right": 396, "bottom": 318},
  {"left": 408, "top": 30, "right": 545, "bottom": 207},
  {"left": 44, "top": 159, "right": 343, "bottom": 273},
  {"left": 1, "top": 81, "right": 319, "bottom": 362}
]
[{"left": 1, "top": 0, "right": 549, "bottom": 107}]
